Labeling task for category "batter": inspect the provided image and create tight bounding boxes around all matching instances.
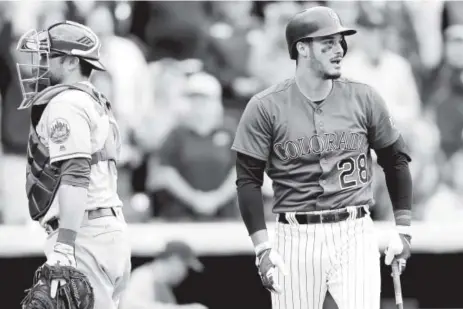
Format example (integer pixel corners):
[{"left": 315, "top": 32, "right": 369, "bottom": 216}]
[
  {"left": 16, "top": 21, "right": 131, "bottom": 309},
  {"left": 232, "top": 7, "right": 413, "bottom": 309}
]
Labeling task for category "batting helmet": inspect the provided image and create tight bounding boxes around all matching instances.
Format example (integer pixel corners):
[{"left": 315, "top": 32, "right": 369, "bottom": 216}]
[{"left": 285, "top": 6, "right": 357, "bottom": 60}]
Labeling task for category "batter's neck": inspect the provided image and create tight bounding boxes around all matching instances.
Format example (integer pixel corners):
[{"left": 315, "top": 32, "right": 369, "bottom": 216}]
[{"left": 295, "top": 70, "right": 332, "bottom": 102}]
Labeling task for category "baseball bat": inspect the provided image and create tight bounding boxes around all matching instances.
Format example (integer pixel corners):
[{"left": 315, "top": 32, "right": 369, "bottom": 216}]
[{"left": 391, "top": 261, "right": 404, "bottom": 309}]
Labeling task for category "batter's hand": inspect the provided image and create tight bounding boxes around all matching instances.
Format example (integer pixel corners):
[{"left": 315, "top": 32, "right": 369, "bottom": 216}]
[
  {"left": 45, "top": 242, "right": 76, "bottom": 298},
  {"left": 384, "top": 232, "right": 411, "bottom": 274},
  {"left": 255, "top": 242, "right": 288, "bottom": 294}
]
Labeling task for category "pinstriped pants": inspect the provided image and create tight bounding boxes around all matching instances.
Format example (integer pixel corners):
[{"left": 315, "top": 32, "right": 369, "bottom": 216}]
[{"left": 271, "top": 207, "right": 381, "bottom": 309}]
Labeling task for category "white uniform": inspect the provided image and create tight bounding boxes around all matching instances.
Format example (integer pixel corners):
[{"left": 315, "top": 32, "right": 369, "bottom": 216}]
[
  {"left": 271, "top": 207, "right": 381, "bottom": 309},
  {"left": 37, "top": 82, "right": 131, "bottom": 309}
]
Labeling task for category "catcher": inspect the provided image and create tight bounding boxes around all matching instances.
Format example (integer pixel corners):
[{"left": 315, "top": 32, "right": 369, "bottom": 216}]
[{"left": 17, "top": 21, "right": 131, "bottom": 309}]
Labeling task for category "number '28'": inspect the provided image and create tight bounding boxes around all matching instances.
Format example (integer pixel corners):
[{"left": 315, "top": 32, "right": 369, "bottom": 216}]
[{"left": 337, "top": 153, "right": 368, "bottom": 189}]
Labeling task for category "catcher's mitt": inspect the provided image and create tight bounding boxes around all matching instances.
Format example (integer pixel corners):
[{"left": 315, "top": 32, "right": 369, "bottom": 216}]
[{"left": 21, "top": 264, "right": 94, "bottom": 309}]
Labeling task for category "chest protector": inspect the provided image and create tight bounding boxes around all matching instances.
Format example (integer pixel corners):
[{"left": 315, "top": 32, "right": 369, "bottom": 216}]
[{"left": 25, "top": 83, "right": 118, "bottom": 221}]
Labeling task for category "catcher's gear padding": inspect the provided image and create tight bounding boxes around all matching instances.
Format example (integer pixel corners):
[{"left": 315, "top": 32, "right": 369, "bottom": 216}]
[
  {"left": 285, "top": 6, "right": 356, "bottom": 59},
  {"left": 21, "top": 264, "right": 94, "bottom": 309},
  {"left": 25, "top": 83, "right": 114, "bottom": 221}
]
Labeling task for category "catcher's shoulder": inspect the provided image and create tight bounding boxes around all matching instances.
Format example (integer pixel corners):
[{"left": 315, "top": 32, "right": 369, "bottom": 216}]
[{"left": 50, "top": 88, "right": 95, "bottom": 110}]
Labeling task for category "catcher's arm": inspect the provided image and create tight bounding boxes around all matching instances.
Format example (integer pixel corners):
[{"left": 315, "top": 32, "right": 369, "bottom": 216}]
[{"left": 47, "top": 98, "right": 93, "bottom": 248}]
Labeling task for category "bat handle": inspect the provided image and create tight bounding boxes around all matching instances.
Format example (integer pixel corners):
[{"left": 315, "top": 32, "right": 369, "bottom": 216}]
[{"left": 392, "top": 261, "right": 404, "bottom": 309}]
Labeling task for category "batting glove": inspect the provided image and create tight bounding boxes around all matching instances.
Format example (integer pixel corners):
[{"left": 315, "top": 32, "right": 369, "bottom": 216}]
[
  {"left": 45, "top": 243, "right": 77, "bottom": 299},
  {"left": 255, "top": 242, "right": 288, "bottom": 294},
  {"left": 384, "top": 231, "right": 411, "bottom": 275}
]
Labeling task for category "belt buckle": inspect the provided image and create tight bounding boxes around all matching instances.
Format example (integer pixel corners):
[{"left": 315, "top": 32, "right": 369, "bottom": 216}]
[{"left": 319, "top": 213, "right": 323, "bottom": 223}]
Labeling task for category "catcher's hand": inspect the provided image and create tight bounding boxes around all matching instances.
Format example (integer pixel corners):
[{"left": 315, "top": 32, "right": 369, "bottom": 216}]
[
  {"left": 21, "top": 264, "right": 94, "bottom": 309},
  {"left": 46, "top": 242, "right": 77, "bottom": 298},
  {"left": 384, "top": 232, "right": 411, "bottom": 275},
  {"left": 255, "top": 242, "right": 288, "bottom": 294}
]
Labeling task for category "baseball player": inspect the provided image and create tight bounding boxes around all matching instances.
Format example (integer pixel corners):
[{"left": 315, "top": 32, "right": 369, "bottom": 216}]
[
  {"left": 232, "top": 7, "right": 412, "bottom": 309},
  {"left": 16, "top": 21, "right": 131, "bottom": 309}
]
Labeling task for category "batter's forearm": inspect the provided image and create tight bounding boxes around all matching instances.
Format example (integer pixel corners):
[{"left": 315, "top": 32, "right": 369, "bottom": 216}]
[
  {"left": 250, "top": 229, "right": 269, "bottom": 247},
  {"left": 383, "top": 164, "right": 413, "bottom": 227},
  {"left": 237, "top": 186, "right": 267, "bottom": 236},
  {"left": 235, "top": 153, "right": 268, "bottom": 241},
  {"left": 376, "top": 137, "right": 413, "bottom": 229}
]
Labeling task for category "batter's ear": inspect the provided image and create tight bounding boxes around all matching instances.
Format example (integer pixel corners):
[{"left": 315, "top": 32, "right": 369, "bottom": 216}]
[{"left": 296, "top": 40, "right": 310, "bottom": 59}]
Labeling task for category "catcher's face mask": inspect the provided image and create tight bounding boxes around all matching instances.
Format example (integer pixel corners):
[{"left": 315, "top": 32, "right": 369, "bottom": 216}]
[{"left": 16, "top": 28, "right": 54, "bottom": 110}]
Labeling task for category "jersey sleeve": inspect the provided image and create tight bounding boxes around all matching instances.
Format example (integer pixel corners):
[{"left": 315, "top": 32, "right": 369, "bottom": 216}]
[
  {"left": 366, "top": 86, "right": 400, "bottom": 150},
  {"left": 231, "top": 96, "right": 272, "bottom": 161},
  {"left": 46, "top": 98, "right": 92, "bottom": 164}
]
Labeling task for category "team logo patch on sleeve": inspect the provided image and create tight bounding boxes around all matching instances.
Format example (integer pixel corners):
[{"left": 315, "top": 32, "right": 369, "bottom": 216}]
[{"left": 50, "top": 118, "right": 71, "bottom": 144}]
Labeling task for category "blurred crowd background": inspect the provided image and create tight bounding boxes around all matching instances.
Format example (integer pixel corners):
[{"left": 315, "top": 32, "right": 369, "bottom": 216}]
[{"left": 1, "top": 0, "right": 463, "bottom": 226}]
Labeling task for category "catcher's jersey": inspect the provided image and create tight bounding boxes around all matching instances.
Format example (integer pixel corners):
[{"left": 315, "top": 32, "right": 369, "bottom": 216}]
[
  {"left": 232, "top": 78, "right": 399, "bottom": 212},
  {"left": 37, "top": 82, "right": 122, "bottom": 224}
]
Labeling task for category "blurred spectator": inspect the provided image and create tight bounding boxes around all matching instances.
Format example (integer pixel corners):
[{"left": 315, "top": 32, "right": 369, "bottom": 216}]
[
  {"left": 85, "top": 3, "right": 151, "bottom": 210},
  {"left": 150, "top": 72, "right": 238, "bottom": 221},
  {"left": 372, "top": 118, "right": 442, "bottom": 221},
  {"left": 128, "top": 58, "right": 193, "bottom": 222},
  {"left": 443, "top": 0, "right": 463, "bottom": 27},
  {"left": 326, "top": 0, "right": 360, "bottom": 28},
  {"left": 205, "top": 1, "right": 262, "bottom": 104},
  {"left": 134, "top": 1, "right": 212, "bottom": 61},
  {"left": 133, "top": 59, "right": 193, "bottom": 156},
  {"left": 0, "top": 4, "right": 33, "bottom": 225},
  {"left": 421, "top": 150, "right": 463, "bottom": 222},
  {"left": 120, "top": 240, "right": 207, "bottom": 309},
  {"left": 247, "top": 1, "right": 299, "bottom": 88},
  {"left": 85, "top": 3, "right": 151, "bottom": 153},
  {"left": 405, "top": 1, "right": 444, "bottom": 72},
  {"left": 342, "top": 9, "right": 421, "bottom": 133},
  {"left": 359, "top": 1, "right": 422, "bottom": 84},
  {"left": 36, "top": 1, "right": 67, "bottom": 29},
  {"left": 426, "top": 24, "right": 463, "bottom": 159}
]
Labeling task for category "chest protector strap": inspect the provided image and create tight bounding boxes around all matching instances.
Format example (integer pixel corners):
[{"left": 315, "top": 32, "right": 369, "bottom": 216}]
[{"left": 26, "top": 84, "right": 115, "bottom": 221}]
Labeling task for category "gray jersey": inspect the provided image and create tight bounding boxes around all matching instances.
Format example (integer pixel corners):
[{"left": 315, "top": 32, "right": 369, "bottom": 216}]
[{"left": 232, "top": 78, "right": 399, "bottom": 213}]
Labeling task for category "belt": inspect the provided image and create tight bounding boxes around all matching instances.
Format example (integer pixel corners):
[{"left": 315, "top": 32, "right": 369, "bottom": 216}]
[
  {"left": 47, "top": 207, "right": 117, "bottom": 232},
  {"left": 278, "top": 207, "right": 367, "bottom": 225}
]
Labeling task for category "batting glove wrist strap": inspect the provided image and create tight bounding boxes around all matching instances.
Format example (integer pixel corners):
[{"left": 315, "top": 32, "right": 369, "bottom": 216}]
[
  {"left": 255, "top": 241, "right": 271, "bottom": 256},
  {"left": 397, "top": 225, "right": 412, "bottom": 238}
]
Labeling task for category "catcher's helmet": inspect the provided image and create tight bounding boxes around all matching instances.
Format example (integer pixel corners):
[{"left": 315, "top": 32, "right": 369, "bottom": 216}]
[
  {"left": 285, "top": 6, "right": 357, "bottom": 60},
  {"left": 16, "top": 20, "right": 105, "bottom": 109}
]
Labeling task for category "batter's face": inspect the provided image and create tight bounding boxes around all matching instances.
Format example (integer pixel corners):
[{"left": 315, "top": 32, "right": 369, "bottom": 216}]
[{"left": 298, "top": 34, "right": 344, "bottom": 79}]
